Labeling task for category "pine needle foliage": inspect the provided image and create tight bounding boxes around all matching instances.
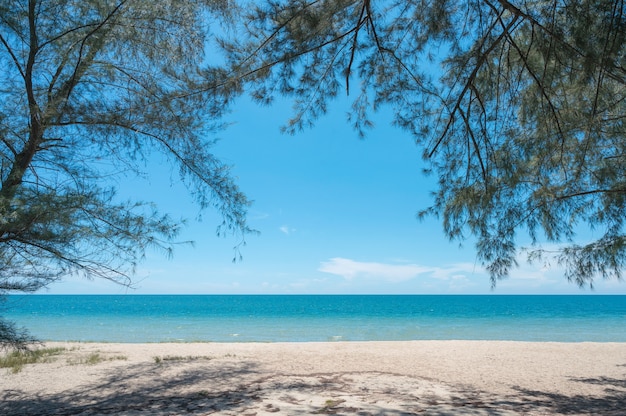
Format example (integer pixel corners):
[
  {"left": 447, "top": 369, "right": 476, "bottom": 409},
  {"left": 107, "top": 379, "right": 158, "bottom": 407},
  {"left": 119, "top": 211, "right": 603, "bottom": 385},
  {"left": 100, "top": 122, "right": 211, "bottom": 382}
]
[
  {"left": 0, "top": 0, "right": 252, "bottom": 347},
  {"left": 223, "top": 0, "right": 625, "bottom": 288}
]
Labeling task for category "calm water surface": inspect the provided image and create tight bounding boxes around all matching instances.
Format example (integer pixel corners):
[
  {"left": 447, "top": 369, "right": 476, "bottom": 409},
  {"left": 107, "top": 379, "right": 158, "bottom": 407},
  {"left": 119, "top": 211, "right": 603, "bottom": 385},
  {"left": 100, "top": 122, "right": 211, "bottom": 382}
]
[{"left": 2, "top": 295, "right": 625, "bottom": 342}]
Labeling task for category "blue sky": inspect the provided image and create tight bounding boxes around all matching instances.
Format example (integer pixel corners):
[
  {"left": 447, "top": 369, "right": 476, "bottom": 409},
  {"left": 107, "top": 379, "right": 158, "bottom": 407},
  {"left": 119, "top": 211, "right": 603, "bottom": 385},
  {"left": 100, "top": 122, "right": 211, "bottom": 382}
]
[{"left": 49, "top": 95, "right": 626, "bottom": 295}]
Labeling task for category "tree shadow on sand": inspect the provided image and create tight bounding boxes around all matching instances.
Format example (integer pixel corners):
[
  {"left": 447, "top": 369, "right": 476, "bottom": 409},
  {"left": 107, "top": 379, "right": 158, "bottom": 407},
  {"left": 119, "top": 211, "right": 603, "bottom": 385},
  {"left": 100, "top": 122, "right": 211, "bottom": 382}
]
[
  {"left": 1, "top": 359, "right": 264, "bottom": 416},
  {"left": 510, "top": 374, "right": 626, "bottom": 415},
  {"left": 0, "top": 360, "right": 500, "bottom": 416},
  {"left": 1, "top": 360, "right": 625, "bottom": 416},
  {"left": 0, "top": 361, "right": 491, "bottom": 416}
]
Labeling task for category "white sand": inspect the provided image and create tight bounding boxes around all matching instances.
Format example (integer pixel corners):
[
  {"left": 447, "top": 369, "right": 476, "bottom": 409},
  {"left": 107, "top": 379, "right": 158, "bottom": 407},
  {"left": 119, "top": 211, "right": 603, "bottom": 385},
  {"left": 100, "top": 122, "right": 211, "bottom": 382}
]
[{"left": 2, "top": 341, "right": 625, "bottom": 415}]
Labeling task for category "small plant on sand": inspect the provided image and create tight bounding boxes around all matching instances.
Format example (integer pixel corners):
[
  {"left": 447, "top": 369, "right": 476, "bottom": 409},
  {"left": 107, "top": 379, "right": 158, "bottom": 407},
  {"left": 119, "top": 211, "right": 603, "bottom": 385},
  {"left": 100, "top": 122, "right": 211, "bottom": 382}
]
[
  {"left": 86, "top": 353, "right": 103, "bottom": 365},
  {"left": 153, "top": 355, "right": 214, "bottom": 365},
  {"left": 312, "top": 399, "right": 347, "bottom": 414},
  {"left": 67, "top": 352, "right": 127, "bottom": 366},
  {"left": 161, "top": 355, "right": 187, "bottom": 361},
  {"left": 67, "top": 353, "right": 101, "bottom": 365},
  {"left": 0, "top": 347, "right": 66, "bottom": 374},
  {"left": 196, "top": 390, "right": 211, "bottom": 398}
]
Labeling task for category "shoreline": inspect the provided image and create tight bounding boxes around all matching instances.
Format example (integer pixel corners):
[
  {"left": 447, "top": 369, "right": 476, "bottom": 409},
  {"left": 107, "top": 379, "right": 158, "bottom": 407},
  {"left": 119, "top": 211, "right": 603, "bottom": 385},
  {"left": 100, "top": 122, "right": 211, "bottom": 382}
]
[
  {"left": 2, "top": 340, "right": 626, "bottom": 415},
  {"left": 25, "top": 338, "right": 626, "bottom": 343}
]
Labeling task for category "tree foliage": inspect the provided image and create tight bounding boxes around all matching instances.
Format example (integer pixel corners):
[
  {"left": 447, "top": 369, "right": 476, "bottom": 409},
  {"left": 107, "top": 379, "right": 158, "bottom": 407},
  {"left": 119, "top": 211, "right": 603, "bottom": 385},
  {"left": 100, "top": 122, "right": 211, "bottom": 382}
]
[
  {"left": 0, "top": 0, "right": 251, "bottom": 347},
  {"left": 223, "top": 0, "right": 626, "bottom": 287},
  {"left": 0, "top": 315, "right": 36, "bottom": 351}
]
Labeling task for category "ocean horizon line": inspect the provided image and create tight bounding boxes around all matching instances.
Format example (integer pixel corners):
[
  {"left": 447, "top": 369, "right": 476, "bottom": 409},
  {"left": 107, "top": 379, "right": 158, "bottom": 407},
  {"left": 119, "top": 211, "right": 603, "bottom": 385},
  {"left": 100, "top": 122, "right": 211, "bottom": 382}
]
[{"left": 15, "top": 293, "right": 625, "bottom": 296}]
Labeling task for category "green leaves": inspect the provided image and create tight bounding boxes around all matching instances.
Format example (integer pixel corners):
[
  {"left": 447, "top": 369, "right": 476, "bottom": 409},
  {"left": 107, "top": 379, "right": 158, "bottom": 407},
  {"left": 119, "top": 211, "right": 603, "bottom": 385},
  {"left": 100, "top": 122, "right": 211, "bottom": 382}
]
[
  {"left": 0, "top": 0, "right": 252, "bottom": 293},
  {"left": 227, "top": 0, "right": 626, "bottom": 287}
]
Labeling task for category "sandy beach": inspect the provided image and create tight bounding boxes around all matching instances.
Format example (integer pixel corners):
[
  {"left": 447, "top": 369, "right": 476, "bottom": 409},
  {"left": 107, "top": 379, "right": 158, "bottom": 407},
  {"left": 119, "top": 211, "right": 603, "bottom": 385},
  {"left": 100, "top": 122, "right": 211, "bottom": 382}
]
[{"left": 1, "top": 341, "right": 625, "bottom": 415}]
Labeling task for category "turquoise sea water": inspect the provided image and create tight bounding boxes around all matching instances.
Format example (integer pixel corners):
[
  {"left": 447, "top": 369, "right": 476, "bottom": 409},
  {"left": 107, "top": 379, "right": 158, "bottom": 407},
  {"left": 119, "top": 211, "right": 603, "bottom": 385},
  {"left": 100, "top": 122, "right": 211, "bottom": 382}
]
[{"left": 2, "top": 295, "right": 626, "bottom": 343}]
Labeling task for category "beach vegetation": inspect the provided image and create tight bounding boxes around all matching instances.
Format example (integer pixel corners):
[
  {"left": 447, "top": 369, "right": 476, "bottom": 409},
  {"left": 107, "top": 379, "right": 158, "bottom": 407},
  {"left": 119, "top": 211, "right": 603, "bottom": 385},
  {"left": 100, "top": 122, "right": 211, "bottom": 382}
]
[
  {"left": 66, "top": 352, "right": 127, "bottom": 366},
  {"left": 0, "top": 346, "right": 65, "bottom": 374},
  {"left": 67, "top": 352, "right": 103, "bottom": 366},
  {"left": 0, "top": 0, "right": 253, "bottom": 348},
  {"left": 153, "top": 354, "right": 214, "bottom": 365},
  {"left": 0, "top": 319, "right": 37, "bottom": 351},
  {"left": 312, "top": 398, "right": 347, "bottom": 414},
  {"left": 222, "top": 0, "right": 626, "bottom": 288},
  {"left": 85, "top": 353, "right": 103, "bottom": 365}
]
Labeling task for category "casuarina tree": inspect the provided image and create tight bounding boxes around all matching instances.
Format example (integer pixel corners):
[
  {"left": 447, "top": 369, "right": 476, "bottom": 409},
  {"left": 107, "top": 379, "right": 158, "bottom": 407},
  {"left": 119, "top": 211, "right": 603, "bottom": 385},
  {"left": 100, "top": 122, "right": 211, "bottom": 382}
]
[
  {"left": 0, "top": 0, "right": 251, "bottom": 347},
  {"left": 222, "top": 0, "right": 625, "bottom": 287}
]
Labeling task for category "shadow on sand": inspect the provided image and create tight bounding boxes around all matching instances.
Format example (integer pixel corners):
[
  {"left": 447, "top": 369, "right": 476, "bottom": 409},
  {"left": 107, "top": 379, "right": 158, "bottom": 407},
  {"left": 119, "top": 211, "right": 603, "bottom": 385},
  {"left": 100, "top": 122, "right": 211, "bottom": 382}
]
[
  {"left": 511, "top": 375, "right": 626, "bottom": 415},
  {"left": 1, "top": 360, "right": 625, "bottom": 415},
  {"left": 1, "top": 359, "right": 264, "bottom": 416}
]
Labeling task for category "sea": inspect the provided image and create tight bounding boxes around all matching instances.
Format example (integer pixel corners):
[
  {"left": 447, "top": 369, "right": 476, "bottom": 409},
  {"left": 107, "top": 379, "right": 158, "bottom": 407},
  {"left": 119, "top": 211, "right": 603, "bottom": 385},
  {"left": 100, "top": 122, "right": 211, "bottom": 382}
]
[{"left": 2, "top": 295, "right": 626, "bottom": 343}]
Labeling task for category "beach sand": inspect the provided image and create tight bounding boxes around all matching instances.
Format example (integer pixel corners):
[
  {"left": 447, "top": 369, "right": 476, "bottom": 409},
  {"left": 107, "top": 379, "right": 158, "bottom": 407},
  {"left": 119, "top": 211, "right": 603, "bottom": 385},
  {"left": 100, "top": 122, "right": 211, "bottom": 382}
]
[{"left": 1, "top": 341, "right": 625, "bottom": 415}]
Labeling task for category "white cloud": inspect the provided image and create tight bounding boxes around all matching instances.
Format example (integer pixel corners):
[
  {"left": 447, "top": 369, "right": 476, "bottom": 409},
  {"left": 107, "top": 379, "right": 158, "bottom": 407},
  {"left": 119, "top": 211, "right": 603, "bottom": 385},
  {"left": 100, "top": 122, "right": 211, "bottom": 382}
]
[
  {"left": 429, "top": 262, "right": 479, "bottom": 280},
  {"left": 279, "top": 225, "right": 297, "bottom": 235},
  {"left": 318, "top": 257, "right": 434, "bottom": 282},
  {"left": 318, "top": 258, "right": 483, "bottom": 284}
]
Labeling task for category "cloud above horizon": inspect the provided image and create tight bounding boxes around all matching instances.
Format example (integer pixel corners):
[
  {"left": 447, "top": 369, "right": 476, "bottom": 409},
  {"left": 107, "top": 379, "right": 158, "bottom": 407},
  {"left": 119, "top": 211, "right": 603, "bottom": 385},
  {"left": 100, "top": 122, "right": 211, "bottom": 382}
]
[
  {"left": 318, "top": 257, "right": 476, "bottom": 283},
  {"left": 279, "top": 225, "right": 296, "bottom": 235}
]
